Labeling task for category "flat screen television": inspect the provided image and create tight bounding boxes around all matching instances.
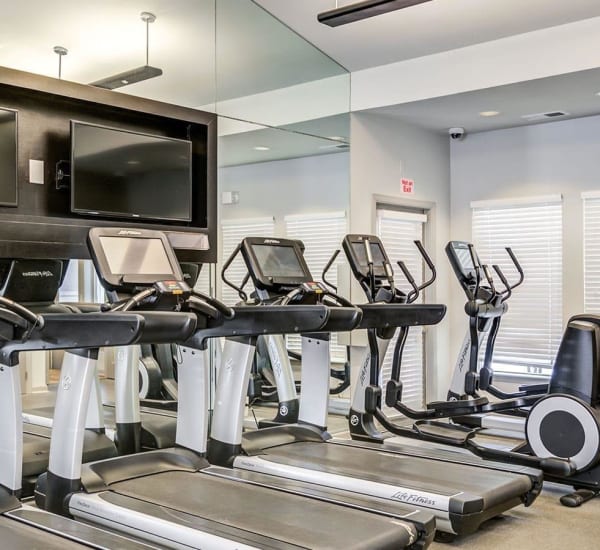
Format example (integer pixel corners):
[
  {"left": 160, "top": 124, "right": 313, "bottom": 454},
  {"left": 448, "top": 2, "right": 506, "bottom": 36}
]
[
  {"left": 71, "top": 121, "right": 192, "bottom": 223},
  {"left": 0, "top": 108, "right": 17, "bottom": 207}
]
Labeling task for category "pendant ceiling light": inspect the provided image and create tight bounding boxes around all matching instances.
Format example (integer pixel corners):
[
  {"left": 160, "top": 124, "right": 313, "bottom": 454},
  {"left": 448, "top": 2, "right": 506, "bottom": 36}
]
[
  {"left": 91, "top": 11, "right": 163, "bottom": 90},
  {"left": 318, "top": 0, "right": 432, "bottom": 27}
]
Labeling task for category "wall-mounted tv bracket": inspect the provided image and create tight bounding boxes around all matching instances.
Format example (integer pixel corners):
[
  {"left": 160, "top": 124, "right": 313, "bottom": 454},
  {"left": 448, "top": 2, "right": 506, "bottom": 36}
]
[{"left": 55, "top": 160, "right": 71, "bottom": 190}]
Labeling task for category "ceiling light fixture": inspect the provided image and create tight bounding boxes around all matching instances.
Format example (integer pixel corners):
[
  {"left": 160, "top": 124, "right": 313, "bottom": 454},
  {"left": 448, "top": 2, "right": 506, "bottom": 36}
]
[
  {"left": 318, "top": 0, "right": 432, "bottom": 27},
  {"left": 596, "top": 91, "right": 600, "bottom": 96},
  {"left": 91, "top": 11, "right": 163, "bottom": 90},
  {"left": 479, "top": 111, "right": 500, "bottom": 117},
  {"left": 53, "top": 46, "right": 68, "bottom": 80},
  {"left": 253, "top": 146, "right": 270, "bottom": 151}
]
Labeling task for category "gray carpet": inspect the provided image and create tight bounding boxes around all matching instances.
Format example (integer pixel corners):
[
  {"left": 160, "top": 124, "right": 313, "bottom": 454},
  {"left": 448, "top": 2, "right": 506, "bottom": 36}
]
[{"left": 431, "top": 482, "right": 600, "bottom": 549}]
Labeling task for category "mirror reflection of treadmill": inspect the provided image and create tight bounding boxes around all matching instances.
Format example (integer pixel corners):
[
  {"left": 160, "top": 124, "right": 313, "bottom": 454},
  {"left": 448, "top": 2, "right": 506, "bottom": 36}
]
[{"left": 213, "top": 236, "right": 546, "bottom": 539}]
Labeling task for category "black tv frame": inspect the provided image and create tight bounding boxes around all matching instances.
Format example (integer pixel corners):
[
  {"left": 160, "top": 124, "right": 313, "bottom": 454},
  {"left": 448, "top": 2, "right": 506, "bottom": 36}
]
[{"left": 70, "top": 120, "right": 193, "bottom": 223}]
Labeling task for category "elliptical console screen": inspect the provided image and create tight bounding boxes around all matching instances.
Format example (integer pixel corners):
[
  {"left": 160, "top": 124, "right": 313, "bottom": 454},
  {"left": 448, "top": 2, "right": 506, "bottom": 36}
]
[
  {"left": 447, "top": 241, "right": 476, "bottom": 278},
  {"left": 99, "top": 236, "right": 174, "bottom": 276},
  {"left": 351, "top": 241, "right": 387, "bottom": 273},
  {"left": 343, "top": 235, "right": 390, "bottom": 279},
  {"left": 252, "top": 244, "right": 307, "bottom": 279}
]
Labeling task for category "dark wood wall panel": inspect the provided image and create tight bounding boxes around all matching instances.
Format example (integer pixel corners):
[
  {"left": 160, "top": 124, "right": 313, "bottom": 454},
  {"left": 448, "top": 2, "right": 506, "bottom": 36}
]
[{"left": 0, "top": 67, "right": 217, "bottom": 262}]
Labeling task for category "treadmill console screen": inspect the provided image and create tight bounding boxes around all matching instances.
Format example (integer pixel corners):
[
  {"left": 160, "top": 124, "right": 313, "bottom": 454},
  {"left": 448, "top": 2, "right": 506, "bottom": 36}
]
[
  {"left": 240, "top": 237, "right": 312, "bottom": 291},
  {"left": 88, "top": 227, "right": 183, "bottom": 291},
  {"left": 252, "top": 244, "right": 308, "bottom": 279},
  {"left": 99, "top": 236, "right": 174, "bottom": 276}
]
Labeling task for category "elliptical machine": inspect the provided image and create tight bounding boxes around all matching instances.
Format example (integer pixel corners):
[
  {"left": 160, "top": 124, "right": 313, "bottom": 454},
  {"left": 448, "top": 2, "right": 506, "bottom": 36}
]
[
  {"left": 445, "top": 240, "right": 600, "bottom": 506},
  {"left": 340, "top": 233, "right": 600, "bottom": 506}
]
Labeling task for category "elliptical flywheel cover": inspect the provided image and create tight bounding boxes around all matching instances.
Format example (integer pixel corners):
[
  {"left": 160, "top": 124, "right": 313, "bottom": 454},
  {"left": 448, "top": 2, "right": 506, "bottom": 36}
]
[{"left": 525, "top": 394, "right": 600, "bottom": 472}]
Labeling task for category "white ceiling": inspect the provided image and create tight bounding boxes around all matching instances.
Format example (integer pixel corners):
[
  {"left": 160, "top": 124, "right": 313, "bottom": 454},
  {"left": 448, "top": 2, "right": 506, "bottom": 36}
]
[
  {"left": 368, "top": 68, "right": 600, "bottom": 134},
  {"left": 254, "top": 0, "right": 600, "bottom": 71},
  {"left": 0, "top": 0, "right": 345, "bottom": 109}
]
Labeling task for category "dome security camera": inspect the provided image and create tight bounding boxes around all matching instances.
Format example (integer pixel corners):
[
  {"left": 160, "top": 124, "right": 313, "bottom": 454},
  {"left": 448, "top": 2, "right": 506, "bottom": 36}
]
[{"left": 449, "top": 127, "right": 466, "bottom": 140}]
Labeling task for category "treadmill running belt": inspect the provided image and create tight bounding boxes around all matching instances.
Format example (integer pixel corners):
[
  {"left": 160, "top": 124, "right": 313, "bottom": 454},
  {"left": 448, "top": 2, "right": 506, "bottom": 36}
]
[
  {"left": 109, "top": 470, "right": 415, "bottom": 549},
  {"left": 0, "top": 518, "right": 83, "bottom": 549},
  {"left": 260, "top": 441, "right": 532, "bottom": 509}
]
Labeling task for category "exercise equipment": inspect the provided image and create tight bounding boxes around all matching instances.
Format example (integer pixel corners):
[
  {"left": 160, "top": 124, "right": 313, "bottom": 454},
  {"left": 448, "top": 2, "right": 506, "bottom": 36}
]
[
  {"left": 210, "top": 235, "right": 544, "bottom": 539},
  {"left": 345, "top": 234, "right": 600, "bottom": 506},
  {"left": 222, "top": 246, "right": 351, "bottom": 426},
  {"left": 0, "top": 284, "right": 155, "bottom": 548},
  {"left": 34, "top": 227, "right": 433, "bottom": 550}
]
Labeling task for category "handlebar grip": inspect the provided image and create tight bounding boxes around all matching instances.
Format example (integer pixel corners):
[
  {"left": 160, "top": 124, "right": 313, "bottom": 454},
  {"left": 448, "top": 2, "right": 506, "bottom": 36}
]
[
  {"left": 539, "top": 457, "right": 576, "bottom": 477},
  {"left": 188, "top": 295, "right": 221, "bottom": 320},
  {"left": 414, "top": 240, "right": 435, "bottom": 271},
  {"left": 192, "top": 291, "right": 235, "bottom": 319},
  {"left": 397, "top": 261, "right": 415, "bottom": 285},
  {"left": 0, "top": 296, "right": 45, "bottom": 329}
]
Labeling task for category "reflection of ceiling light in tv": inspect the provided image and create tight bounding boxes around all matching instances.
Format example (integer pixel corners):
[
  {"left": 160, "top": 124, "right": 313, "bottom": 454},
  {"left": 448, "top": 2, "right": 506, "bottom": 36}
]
[
  {"left": 91, "top": 12, "right": 163, "bottom": 90},
  {"left": 253, "top": 146, "right": 270, "bottom": 151},
  {"left": 127, "top": 160, "right": 140, "bottom": 165}
]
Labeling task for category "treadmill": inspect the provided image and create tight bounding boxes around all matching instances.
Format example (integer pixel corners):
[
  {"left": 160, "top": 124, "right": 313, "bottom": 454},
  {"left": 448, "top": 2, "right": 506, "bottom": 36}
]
[
  {"left": 0, "top": 290, "right": 159, "bottom": 549},
  {"left": 0, "top": 258, "right": 124, "bottom": 494},
  {"left": 36, "top": 227, "right": 435, "bottom": 550},
  {"left": 208, "top": 236, "right": 544, "bottom": 539},
  {"left": 7, "top": 257, "right": 178, "bottom": 454}
]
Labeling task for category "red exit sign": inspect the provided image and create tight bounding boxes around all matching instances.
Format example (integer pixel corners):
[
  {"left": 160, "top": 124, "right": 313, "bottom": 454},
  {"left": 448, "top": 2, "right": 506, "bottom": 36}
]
[{"left": 401, "top": 178, "right": 414, "bottom": 194}]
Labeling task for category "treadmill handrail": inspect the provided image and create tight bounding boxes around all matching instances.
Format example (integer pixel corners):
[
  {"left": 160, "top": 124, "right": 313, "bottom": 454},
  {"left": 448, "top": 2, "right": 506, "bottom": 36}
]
[{"left": 185, "top": 304, "right": 330, "bottom": 349}]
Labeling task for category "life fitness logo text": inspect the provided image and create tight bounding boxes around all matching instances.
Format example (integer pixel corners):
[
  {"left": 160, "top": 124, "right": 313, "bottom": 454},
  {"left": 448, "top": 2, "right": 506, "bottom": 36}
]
[
  {"left": 22, "top": 271, "right": 53, "bottom": 278},
  {"left": 390, "top": 491, "right": 437, "bottom": 507},
  {"left": 118, "top": 230, "right": 142, "bottom": 236},
  {"left": 263, "top": 239, "right": 280, "bottom": 244}
]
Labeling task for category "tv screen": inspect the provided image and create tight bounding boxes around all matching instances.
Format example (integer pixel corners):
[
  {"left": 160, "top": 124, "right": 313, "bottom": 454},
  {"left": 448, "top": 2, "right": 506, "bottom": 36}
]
[
  {"left": 71, "top": 121, "right": 192, "bottom": 222},
  {"left": 99, "top": 236, "right": 174, "bottom": 276},
  {"left": 0, "top": 108, "right": 17, "bottom": 206},
  {"left": 252, "top": 244, "right": 308, "bottom": 279}
]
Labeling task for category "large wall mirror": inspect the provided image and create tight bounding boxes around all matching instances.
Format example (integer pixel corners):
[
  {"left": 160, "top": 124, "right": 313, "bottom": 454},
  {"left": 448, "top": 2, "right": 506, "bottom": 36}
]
[{"left": 0, "top": 1, "right": 352, "bottom": 413}]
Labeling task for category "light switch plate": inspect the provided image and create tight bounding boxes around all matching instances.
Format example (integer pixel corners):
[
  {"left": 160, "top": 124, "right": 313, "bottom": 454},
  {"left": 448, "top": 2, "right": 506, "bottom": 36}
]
[{"left": 29, "top": 159, "right": 44, "bottom": 185}]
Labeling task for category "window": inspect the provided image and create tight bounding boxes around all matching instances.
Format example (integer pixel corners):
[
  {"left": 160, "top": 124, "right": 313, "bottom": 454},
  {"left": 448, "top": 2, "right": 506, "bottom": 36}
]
[
  {"left": 284, "top": 211, "right": 347, "bottom": 362},
  {"left": 57, "top": 260, "right": 105, "bottom": 304},
  {"left": 220, "top": 217, "right": 275, "bottom": 306},
  {"left": 376, "top": 207, "right": 427, "bottom": 410},
  {"left": 471, "top": 195, "right": 563, "bottom": 377},
  {"left": 583, "top": 192, "right": 600, "bottom": 314}
]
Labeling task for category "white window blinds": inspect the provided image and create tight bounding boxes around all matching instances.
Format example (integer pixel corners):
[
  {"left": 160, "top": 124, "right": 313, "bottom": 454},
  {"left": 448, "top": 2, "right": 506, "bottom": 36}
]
[
  {"left": 377, "top": 208, "right": 427, "bottom": 410},
  {"left": 583, "top": 193, "right": 600, "bottom": 314},
  {"left": 220, "top": 217, "right": 275, "bottom": 306},
  {"left": 284, "top": 211, "right": 347, "bottom": 362},
  {"left": 471, "top": 196, "right": 563, "bottom": 377}
]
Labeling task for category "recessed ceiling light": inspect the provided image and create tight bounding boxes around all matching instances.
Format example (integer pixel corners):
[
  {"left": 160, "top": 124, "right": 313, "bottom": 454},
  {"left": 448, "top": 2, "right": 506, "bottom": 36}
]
[
  {"left": 479, "top": 111, "right": 500, "bottom": 117},
  {"left": 595, "top": 91, "right": 600, "bottom": 96},
  {"left": 253, "top": 146, "right": 270, "bottom": 151},
  {"left": 327, "top": 136, "right": 346, "bottom": 141},
  {"left": 121, "top": 79, "right": 129, "bottom": 85}
]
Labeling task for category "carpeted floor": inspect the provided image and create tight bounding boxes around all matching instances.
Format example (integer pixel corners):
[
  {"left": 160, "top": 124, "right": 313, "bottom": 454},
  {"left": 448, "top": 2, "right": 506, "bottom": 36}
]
[{"left": 431, "top": 482, "right": 600, "bottom": 549}]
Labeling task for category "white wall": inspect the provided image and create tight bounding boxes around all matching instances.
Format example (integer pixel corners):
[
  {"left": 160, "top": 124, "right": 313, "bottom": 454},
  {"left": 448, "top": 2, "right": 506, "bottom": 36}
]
[
  {"left": 350, "top": 112, "right": 452, "bottom": 399},
  {"left": 219, "top": 152, "right": 349, "bottom": 234},
  {"left": 450, "top": 114, "right": 600, "bottom": 371}
]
